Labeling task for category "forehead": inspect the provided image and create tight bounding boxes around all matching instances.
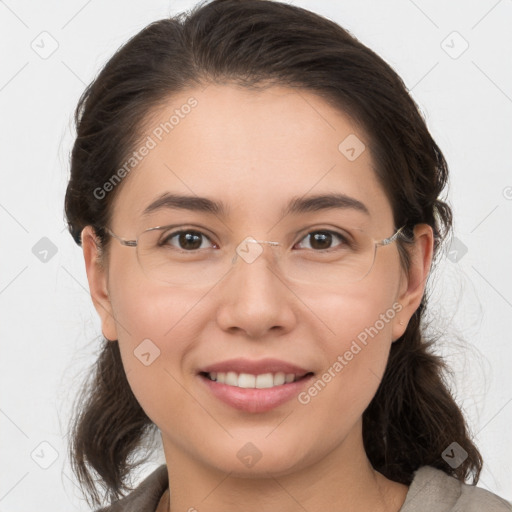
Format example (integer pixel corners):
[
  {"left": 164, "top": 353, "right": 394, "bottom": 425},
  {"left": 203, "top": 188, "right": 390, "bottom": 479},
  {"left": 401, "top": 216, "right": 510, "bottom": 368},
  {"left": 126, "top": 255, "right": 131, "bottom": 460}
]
[{"left": 110, "top": 84, "right": 393, "bottom": 231}]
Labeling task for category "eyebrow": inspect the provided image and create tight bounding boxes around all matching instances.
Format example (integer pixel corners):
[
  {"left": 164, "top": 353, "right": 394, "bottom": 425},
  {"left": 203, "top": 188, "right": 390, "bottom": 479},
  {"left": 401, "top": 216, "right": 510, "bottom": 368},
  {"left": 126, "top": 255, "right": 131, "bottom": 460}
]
[
  {"left": 142, "top": 192, "right": 370, "bottom": 218},
  {"left": 283, "top": 193, "right": 370, "bottom": 217}
]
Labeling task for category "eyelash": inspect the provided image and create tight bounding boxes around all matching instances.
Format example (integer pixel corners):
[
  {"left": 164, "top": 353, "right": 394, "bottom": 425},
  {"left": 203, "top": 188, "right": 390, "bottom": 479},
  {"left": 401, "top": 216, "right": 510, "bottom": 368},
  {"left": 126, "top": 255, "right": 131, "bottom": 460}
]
[{"left": 159, "top": 228, "right": 350, "bottom": 252}]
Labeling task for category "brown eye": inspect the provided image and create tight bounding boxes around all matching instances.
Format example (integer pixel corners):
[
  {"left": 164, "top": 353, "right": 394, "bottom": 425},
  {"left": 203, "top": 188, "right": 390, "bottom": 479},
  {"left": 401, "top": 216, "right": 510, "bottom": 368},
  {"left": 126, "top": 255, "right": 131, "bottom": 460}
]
[
  {"left": 160, "top": 230, "right": 214, "bottom": 251},
  {"left": 296, "top": 230, "right": 347, "bottom": 251}
]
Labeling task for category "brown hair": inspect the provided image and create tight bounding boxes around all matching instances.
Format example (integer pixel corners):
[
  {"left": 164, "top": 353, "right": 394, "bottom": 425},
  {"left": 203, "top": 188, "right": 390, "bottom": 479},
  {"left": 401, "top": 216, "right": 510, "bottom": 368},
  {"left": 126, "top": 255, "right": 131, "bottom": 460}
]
[{"left": 64, "top": 0, "right": 482, "bottom": 507}]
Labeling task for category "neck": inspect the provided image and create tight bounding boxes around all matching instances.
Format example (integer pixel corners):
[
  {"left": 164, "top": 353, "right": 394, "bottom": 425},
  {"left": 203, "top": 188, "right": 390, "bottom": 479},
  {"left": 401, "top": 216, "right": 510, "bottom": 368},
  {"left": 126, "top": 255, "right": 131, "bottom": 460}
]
[{"left": 160, "top": 424, "right": 408, "bottom": 512}]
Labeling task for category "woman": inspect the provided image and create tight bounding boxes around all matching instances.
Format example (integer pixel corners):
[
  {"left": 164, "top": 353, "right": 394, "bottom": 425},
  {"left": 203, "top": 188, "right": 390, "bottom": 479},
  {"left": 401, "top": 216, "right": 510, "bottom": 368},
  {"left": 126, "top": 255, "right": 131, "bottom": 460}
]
[{"left": 64, "top": 0, "right": 511, "bottom": 510}]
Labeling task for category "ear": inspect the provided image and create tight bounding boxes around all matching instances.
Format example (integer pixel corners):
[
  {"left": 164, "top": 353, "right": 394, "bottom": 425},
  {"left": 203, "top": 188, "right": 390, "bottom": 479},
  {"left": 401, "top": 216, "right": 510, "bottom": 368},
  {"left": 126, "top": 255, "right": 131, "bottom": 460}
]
[
  {"left": 81, "top": 226, "right": 118, "bottom": 341},
  {"left": 392, "top": 223, "right": 434, "bottom": 341}
]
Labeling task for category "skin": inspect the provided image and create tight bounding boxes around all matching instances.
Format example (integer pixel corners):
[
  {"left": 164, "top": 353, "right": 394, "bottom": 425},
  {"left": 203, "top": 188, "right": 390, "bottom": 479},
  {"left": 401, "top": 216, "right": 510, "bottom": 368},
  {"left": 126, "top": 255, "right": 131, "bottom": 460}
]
[{"left": 82, "top": 84, "right": 433, "bottom": 512}]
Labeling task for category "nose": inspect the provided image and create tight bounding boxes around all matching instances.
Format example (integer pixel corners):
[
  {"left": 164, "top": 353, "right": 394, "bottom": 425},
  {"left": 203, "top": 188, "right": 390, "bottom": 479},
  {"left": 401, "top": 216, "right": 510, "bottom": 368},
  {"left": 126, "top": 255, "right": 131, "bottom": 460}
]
[{"left": 215, "top": 239, "right": 297, "bottom": 339}]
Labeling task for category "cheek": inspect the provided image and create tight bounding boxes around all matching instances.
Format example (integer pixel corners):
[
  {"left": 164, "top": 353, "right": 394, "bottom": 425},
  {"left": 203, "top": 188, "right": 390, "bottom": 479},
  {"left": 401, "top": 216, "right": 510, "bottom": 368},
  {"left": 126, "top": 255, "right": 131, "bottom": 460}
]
[
  {"left": 108, "top": 248, "right": 209, "bottom": 349},
  {"left": 297, "top": 278, "right": 400, "bottom": 423},
  {"left": 108, "top": 277, "right": 208, "bottom": 421},
  {"left": 307, "top": 264, "right": 400, "bottom": 352}
]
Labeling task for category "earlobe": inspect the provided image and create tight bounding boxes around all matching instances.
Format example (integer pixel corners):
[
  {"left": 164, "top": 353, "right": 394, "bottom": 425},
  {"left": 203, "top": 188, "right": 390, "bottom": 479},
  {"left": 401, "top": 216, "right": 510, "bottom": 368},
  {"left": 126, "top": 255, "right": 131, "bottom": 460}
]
[
  {"left": 392, "top": 223, "right": 434, "bottom": 341},
  {"left": 81, "top": 226, "right": 118, "bottom": 342}
]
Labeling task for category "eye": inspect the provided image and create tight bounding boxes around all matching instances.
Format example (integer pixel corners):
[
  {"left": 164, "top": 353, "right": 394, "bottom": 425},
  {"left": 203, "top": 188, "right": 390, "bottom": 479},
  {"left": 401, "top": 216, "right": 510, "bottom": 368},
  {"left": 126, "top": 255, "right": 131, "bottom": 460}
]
[
  {"left": 159, "top": 229, "right": 217, "bottom": 251},
  {"left": 294, "top": 230, "right": 349, "bottom": 251}
]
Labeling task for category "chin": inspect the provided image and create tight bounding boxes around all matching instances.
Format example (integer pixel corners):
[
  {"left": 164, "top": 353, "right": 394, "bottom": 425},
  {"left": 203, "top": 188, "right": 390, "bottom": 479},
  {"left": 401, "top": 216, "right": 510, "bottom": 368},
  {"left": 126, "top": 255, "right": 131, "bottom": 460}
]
[{"left": 201, "top": 436, "right": 312, "bottom": 478}]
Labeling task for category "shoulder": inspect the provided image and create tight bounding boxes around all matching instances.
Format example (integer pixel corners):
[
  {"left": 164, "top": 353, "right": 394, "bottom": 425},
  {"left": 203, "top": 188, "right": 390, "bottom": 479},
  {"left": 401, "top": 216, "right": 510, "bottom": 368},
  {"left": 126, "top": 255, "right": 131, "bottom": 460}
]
[
  {"left": 94, "top": 464, "right": 168, "bottom": 512},
  {"left": 400, "top": 465, "right": 512, "bottom": 512}
]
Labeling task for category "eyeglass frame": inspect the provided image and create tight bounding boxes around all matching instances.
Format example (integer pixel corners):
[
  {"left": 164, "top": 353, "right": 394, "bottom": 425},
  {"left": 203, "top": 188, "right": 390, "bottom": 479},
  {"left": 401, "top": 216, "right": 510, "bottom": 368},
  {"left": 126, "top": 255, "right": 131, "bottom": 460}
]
[{"left": 102, "top": 223, "right": 410, "bottom": 282}]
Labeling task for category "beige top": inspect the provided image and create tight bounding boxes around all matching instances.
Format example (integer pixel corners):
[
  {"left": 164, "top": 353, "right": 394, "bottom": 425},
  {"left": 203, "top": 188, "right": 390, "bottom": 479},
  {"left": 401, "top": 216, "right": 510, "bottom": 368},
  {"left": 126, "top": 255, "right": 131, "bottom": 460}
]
[{"left": 96, "top": 464, "right": 512, "bottom": 511}]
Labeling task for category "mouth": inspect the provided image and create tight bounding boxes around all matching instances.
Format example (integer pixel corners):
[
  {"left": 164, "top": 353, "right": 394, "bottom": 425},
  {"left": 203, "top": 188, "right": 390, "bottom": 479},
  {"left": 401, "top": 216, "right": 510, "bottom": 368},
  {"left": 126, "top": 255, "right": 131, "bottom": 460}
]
[
  {"left": 197, "top": 358, "right": 315, "bottom": 413},
  {"left": 199, "top": 370, "right": 313, "bottom": 389}
]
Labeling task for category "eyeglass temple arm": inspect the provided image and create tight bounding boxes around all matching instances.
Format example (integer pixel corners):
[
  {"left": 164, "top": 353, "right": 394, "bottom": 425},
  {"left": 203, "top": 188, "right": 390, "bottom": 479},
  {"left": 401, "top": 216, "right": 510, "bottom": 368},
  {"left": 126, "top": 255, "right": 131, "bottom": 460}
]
[
  {"left": 104, "top": 227, "right": 138, "bottom": 247},
  {"left": 380, "top": 225, "right": 407, "bottom": 246}
]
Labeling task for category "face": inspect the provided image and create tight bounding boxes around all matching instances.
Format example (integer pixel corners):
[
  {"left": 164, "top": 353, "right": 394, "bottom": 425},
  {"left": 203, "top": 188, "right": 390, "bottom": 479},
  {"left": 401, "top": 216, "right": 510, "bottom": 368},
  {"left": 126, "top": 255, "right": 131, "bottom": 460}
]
[{"left": 83, "top": 84, "right": 432, "bottom": 480}]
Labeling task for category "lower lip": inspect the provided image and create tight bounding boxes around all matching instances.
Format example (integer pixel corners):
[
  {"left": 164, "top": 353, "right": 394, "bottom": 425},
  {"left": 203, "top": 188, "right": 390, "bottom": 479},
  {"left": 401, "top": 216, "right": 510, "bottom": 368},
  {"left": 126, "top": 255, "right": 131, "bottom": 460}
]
[{"left": 199, "top": 374, "right": 314, "bottom": 413}]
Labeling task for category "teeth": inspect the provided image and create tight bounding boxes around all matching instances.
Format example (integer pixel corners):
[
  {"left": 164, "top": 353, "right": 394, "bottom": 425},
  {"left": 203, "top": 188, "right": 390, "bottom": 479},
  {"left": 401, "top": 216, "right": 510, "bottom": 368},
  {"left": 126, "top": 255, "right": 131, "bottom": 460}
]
[
  {"left": 206, "top": 371, "right": 301, "bottom": 388},
  {"left": 273, "top": 372, "right": 286, "bottom": 386},
  {"left": 238, "top": 373, "right": 256, "bottom": 388},
  {"left": 255, "top": 373, "right": 274, "bottom": 388},
  {"left": 225, "top": 371, "right": 238, "bottom": 386}
]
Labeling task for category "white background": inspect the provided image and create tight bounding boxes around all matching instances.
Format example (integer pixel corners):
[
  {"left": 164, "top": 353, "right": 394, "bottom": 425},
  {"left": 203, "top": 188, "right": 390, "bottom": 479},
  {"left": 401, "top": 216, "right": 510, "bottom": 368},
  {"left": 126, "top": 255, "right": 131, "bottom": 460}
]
[{"left": 0, "top": 0, "right": 511, "bottom": 510}]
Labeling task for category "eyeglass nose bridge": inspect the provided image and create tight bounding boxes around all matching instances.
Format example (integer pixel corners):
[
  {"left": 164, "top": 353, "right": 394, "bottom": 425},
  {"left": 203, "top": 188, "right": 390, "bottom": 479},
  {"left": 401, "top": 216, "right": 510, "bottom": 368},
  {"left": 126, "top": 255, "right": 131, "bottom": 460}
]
[
  {"left": 231, "top": 237, "right": 282, "bottom": 266},
  {"left": 248, "top": 239, "right": 280, "bottom": 246}
]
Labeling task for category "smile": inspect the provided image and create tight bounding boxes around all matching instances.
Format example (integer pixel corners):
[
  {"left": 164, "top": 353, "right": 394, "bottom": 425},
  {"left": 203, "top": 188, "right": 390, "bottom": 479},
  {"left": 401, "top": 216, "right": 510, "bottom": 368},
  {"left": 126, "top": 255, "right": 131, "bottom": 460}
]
[{"left": 202, "top": 371, "right": 310, "bottom": 389}]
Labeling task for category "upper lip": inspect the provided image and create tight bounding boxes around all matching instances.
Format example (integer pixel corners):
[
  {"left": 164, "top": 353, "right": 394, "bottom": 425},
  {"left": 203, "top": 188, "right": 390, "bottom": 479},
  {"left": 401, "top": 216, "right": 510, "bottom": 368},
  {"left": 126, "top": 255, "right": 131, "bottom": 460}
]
[{"left": 199, "top": 358, "right": 313, "bottom": 377}]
